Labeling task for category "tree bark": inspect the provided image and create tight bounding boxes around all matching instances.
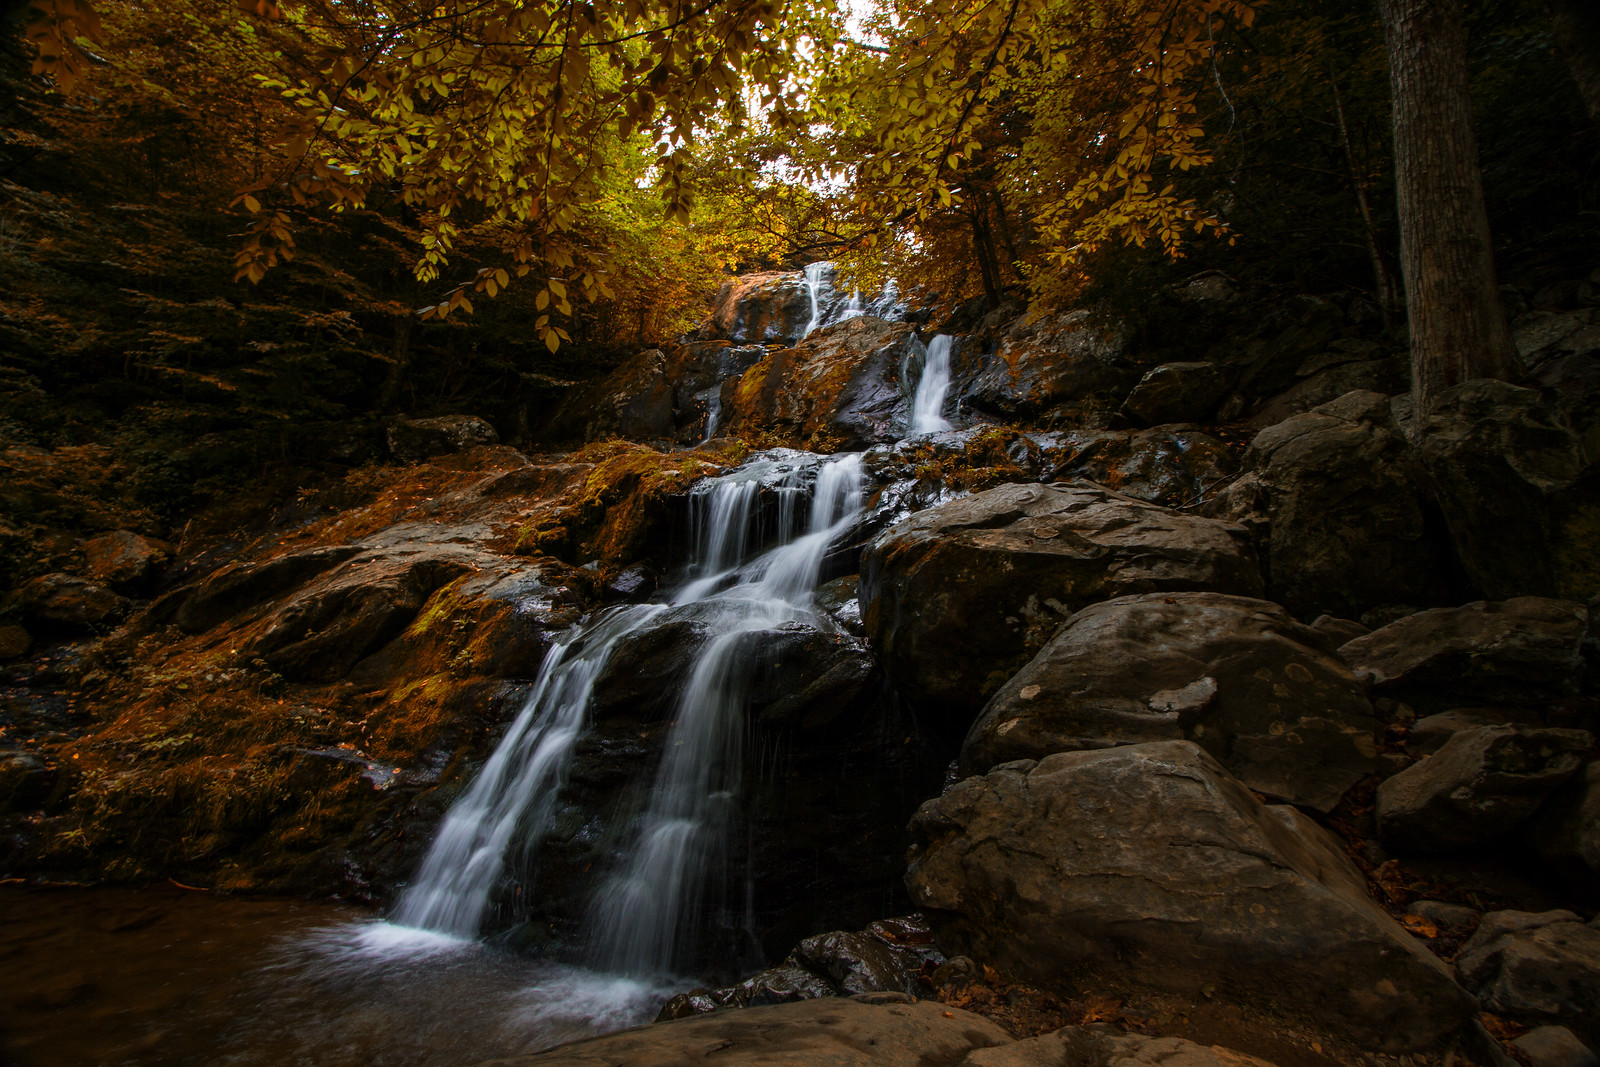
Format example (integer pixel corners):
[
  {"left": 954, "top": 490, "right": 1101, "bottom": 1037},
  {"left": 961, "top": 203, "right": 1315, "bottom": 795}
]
[
  {"left": 1378, "top": 0, "right": 1517, "bottom": 412},
  {"left": 1546, "top": 0, "right": 1600, "bottom": 126}
]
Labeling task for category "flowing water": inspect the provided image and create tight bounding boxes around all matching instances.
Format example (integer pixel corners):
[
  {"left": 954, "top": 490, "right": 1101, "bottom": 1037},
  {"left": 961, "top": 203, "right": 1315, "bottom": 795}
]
[
  {"left": 910, "top": 334, "right": 955, "bottom": 434},
  {"left": 802, "top": 261, "right": 830, "bottom": 337}
]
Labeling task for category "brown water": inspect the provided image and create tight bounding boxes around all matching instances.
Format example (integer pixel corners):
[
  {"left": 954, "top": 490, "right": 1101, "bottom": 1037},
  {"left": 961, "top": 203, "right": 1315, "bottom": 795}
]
[{"left": 0, "top": 885, "right": 675, "bottom": 1067}]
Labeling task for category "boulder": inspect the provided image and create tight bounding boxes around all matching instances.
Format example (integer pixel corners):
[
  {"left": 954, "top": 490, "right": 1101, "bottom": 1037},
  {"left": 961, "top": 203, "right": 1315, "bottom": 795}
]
[
  {"left": 1245, "top": 390, "right": 1440, "bottom": 619},
  {"left": 1041, "top": 428, "right": 1239, "bottom": 509},
  {"left": 542, "top": 343, "right": 769, "bottom": 443},
  {"left": 1245, "top": 348, "right": 1408, "bottom": 431},
  {"left": 81, "top": 530, "right": 169, "bottom": 590},
  {"left": 963, "top": 309, "right": 1132, "bottom": 425},
  {"left": 963, "top": 1027, "right": 1280, "bottom": 1067},
  {"left": 173, "top": 545, "right": 363, "bottom": 634},
  {"left": 1375, "top": 725, "right": 1591, "bottom": 853},
  {"left": 1513, "top": 1026, "right": 1600, "bottom": 1067},
  {"left": 1418, "top": 379, "right": 1599, "bottom": 602},
  {"left": 962, "top": 592, "right": 1375, "bottom": 811},
  {"left": 1534, "top": 761, "right": 1600, "bottom": 882},
  {"left": 702, "top": 271, "right": 816, "bottom": 343},
  {"left": 477, "top": 995, "right": 1012, "bottom": 1067},
  {"left": 589, "top": 604, "right": 880, "bottom": 731},
  {"left": 859, "top": 481, "right": 1262, "bottom": 725},
  {"left": 386, "top": 415, "right": 499, "bottom": 461},
  {"left": 1337, "top": 597, "right": 1589, "bottom": 710},
  {"left": 12, "top": 573, "right": 127, "bottom": 629},
  {"left": 905, "top": 741, "right": 1475, "bottom": 1052},
  {"left": 719, "top": 316, "right": 919, "bottom": 449},
  {"left": 1406, "top": 709, "right": 1521, "bottom": 756},
  {"left": 1457, "top": 910, "right": 1600, "bottom": 1046},
  {"left": 1119, "top": 361, "right": 1231, "bottom": 427}
]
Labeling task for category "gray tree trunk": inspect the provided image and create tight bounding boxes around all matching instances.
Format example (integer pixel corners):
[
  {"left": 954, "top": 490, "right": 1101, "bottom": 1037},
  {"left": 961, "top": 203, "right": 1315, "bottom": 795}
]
[{"left": 1378, "top": 0, "right": 1517, "bottom": 412}]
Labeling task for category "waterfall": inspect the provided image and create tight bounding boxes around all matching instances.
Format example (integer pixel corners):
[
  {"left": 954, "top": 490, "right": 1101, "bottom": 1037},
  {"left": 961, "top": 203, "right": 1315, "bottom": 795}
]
[
  {"left": 801, "top": 262, "right": 829, "bottom": 338},
  {"left": 392, "top": 452, "right": 865, "bottom": 978},
  {"left": 910, "top": 334, "right": 955, "bottom": 435}
]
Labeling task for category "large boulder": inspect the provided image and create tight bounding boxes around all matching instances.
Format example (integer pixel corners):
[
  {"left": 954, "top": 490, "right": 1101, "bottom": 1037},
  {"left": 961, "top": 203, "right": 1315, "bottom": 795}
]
[
  {"left": 1457, "top": 910, "right": 1600, "bottom": 1046},
  {"left": 962, "top": 592, "right": 1375, "bottom": 812},
  {"left": 10, "top": 572, "right": 127, "bottom": 630},
  {"left": 963, "top": 309, "right": 1132, "bottom": 425},
  {"left": 477, "top": 996, "right": 1013, "bottom": 1067},
  {"left": 859, "top": 481, "right": 1263, "bottom": 725},
  {"left": 1244, "top": 390, "right": 1440, "bottom": 619},
  {"left": 964, "top": 1027, "right": 1280, "bottom": 1067},
  {"left": 905, "top": 742, "right": 1475, "bottom": 1051},
  {"left": 1418, "top": 379, "right": 1600, "bottom": 602},
  {"left": 386, "top": 415, "right": 498, "bottom": 461},
  {"left": 1245, "top": 342, "right": 1408, "bottom": 430},
  {"left": 1375, "top": 725, "right": 1591, "bottom": 853},
  {"left": 719, "top": 316, "right": 919, "bottom": 449},
  {"left": 1337, "top": 597, "right": 1590, "bottom": 711},
  {"left": 1118, "top": 361, "right": 1231, "bottom": 427},
  {"left": 1041, "top": 428, "right": 1239, "bottom": 509},
  {"left": 81, "top": 530, "right": 169, "bottom": 591}
]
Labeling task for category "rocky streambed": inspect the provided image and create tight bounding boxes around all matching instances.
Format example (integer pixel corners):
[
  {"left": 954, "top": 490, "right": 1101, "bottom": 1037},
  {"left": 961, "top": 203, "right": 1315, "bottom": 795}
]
[{"left": 4, "top": 265, "right": 1600, "bottom": 1066}]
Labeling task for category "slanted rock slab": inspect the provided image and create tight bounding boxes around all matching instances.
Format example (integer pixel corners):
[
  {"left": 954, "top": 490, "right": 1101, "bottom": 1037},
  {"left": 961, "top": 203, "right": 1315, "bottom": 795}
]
[
  {"left": 1375, "top": 725, "right": 1591, "bottom": 853},
  {"left": 962, "top": 592, "right": 1375, "bottom": 811},
  {"left": 474, "top": 995, "right": 1012, "bottom": 1066},
  {"left": 1338, "top": 597, "right": 1590, "bottom": 711},
  {"left": 860, "top": 482, "right": 1262, "bottom": 726},
  {"left": 905, "top": 741, "right": 1474, "bottom": 1052}
]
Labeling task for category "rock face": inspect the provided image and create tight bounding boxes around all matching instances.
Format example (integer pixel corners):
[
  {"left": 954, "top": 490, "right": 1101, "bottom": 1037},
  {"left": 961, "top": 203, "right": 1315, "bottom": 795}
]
[
  {"left": 720, "top": 316, "right": 918, "bottom": 449},
  {"left": 81, "top": 530, "right": 169, "bottom": 590},
  {"left": 1337, "top": 598, "right": 1590, "bottom": 710},
  {"left": 1375, "top": 725, "right": 1592, "bottom": 853},
  {"left": 10, "top": 572, "right": 127, "bottom": 629},
  {"left": 703, "top": 271, "right": 816, "bottom": 343},
  {"left": 1041, "top": 428, "right": 1239, "bottom": 508},
  {"left": 964, "top": 1027, "right": 1280, "bottom": 1067},
  {"left": 905, "top": 742, "right": 1474, "bottom": 1052},
  {"left": 478, "top": 996, "right": 1013, "bottom": 1067},
  {"left": 1119, "top": 361, "right": 1231, "bottom": 427},
  {"left": 962, "top": 593, "right": 1375, "bottom": 812},
  {"left": 1457, "top": 910, "right": 1600, "bottom": 1046},
  {"left": 386, "top": 414, "right": 499, "bottom": 461},
  {"left": 542, "top": 342, "right": 769, "bottom": 443},
  {"left": 859, "top": 482, "right": 1263, "bottom": 725},
  {"left": 1244, "top": 391, "right": 1439, "bottom": 619},
  {"left": 963, "top": 309, "right": 1132, "bottom": 425},
  {"left": 1418, "top": 379, "right": 1598, "bottom": 602}
]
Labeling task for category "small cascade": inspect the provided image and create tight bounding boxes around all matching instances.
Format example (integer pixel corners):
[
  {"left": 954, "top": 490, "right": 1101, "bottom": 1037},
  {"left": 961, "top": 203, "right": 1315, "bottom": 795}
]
[
  {"left": 801, "top": 262, "right": 829, "bottom": 338},
  {"left": 392, "top": 451, "right": 866, "bottom": 980},
  {"left": 910, "top": 334, "right": 955, "bottom": 435}
]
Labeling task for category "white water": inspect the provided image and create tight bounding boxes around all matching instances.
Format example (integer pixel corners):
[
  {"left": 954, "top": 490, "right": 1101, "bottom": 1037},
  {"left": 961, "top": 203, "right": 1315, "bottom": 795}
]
[
  {"left": 910, "top": 334, "right": 955, "bottom": 434},
  {"left": 391, "top": 451, "right": 865, "bottom": 980},
  {"left": 801, "top": 261, "right": 829, "bottom": 338}
]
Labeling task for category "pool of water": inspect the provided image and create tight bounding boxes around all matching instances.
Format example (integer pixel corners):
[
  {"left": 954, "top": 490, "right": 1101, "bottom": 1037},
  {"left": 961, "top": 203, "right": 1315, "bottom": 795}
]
[{"left": 0, "top": 885, "right": 676, "bottom": 1067}]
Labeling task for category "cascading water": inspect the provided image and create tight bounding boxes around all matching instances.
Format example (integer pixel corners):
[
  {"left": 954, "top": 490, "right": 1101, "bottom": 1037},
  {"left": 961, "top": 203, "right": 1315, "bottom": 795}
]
[
  {"left": 391, "top": 451, "right": 865, "bottom": 981},
  {"left": 910, "top": 334, "right": 955, "bottom": 435},
  {"left": 801, "top": 261, "right": 829, "bottom": 338}
]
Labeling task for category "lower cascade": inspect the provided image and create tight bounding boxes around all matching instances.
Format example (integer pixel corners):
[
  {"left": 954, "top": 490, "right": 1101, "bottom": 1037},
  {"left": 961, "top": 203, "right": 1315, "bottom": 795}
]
[{"left": 392, "top": 451, "right": 867, "bottom": 978}]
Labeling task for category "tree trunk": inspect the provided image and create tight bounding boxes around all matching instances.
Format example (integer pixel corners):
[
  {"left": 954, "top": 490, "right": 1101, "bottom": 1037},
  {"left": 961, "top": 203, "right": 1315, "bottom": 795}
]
[
  {"left": 1330, "top": 76, "right": 1398, "bottom": 324},
  {"left": 378, "top": 312, "right": 414, "bottom": 413},
  {"left": 1378, "top": 0, "right": 1517, "bottom": 412},
  {"left": 1546, "top": 0, "right": 1600, "bottom": 126}
]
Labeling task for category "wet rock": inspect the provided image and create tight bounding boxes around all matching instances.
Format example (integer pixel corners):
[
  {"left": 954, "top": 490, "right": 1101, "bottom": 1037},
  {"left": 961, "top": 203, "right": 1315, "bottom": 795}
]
[
  {"left": 1338, "top": 598, "right": 1589, "bottom": 711},
  {"left": 905, "top": 741, "right": 1474, "bottom": 1052},
  {"left": 702, "top": 271, "right": 816, "bottom": 343},
  {"left": 604, "top": 564, "right": 657, "bottom": 602},
  {"left": 1246, "top": 390, "right": 1440, "bottom": 619},
  {"left": 544, "top": 348, "right": 677, "bottom": 441},
  {"left": 1119, "top": 361, "right": 1231, "bottom": 427},
  {"left": 173, "top": 545, "right": 363, "bottom": 634},
  {"left": 1418, "top": 379, "right": 1598, "bottom": 602},
  {"left": 1040, "top": 427, "right": 1238, "bottom": 508},
  {"left": 386, "top": 415, "right": 499, "bottom": 461},
  {"left": 590, "top": 604, "right": 879, "bottom": 730},
  {"left": 963, "top": 309, "right": 1131, "bottom": 425},
  {"left": 963, "top": 592, "right": 1375, "bottom": 811},
  {"left": 720, "top": 316, "right": 919, "bottom": 449},
  {"left": 1375, "top": 725, "right": 1591, "bottom": 853},
  {"left": 1513, "top": 1026, "right": 1599, "bottom": 1067},
  {"left": 859, "top": 481, "right": 1262, "bottom": 725},
  {"left": 963, "top": 1026, "right": 1280, "bottom": 1067},
  {"left": 1457, "top": 910, "right": 1600, "bottom": 1045},
  {"left": 482, "top": 996, "right": 1012, "bottom": 1067},
  {"left": 792, "top": 928, "right": 927, "bottom": 997},
  {"left": 12, "top": 573, "right": 127, "bottom": 629},
  {"left": 0, "top": 750, "right": 57, "bottom": 812},
  {"left": 655, "top": 964, "right": 839, "bottom": 1020},
  {"left": 1534, "top": 761, "right": 1600, "bottom": 883},
  {"left": 81, "top": 530, "right": 169, "bottom": 590}
]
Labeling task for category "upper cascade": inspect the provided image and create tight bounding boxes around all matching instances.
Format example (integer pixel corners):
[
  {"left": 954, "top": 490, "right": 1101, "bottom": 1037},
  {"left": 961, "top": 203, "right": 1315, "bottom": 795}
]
[{"left": 698, "top": 262, "right": 904, "bottom": 346}]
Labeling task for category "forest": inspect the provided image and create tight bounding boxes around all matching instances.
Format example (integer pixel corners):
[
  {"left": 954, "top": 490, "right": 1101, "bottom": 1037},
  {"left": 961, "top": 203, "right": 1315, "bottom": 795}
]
[{"left": 2, "top": 0, "right": 1599, "bottom": 1065}]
